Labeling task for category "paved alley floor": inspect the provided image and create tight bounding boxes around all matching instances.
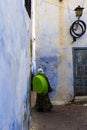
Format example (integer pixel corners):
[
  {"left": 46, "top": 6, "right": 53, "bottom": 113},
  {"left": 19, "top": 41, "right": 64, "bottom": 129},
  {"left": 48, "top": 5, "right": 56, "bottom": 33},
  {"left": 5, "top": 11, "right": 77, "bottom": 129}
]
[{"left": 30, "top": 92, "right": 87, "bottom": 130}]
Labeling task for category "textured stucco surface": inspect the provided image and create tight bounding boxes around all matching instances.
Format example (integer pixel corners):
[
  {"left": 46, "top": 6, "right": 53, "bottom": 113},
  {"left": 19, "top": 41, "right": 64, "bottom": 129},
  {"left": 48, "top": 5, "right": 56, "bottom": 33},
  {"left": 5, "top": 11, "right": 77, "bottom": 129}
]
[
  {"left": 0, "top": 0, "right": 31, "bottom": 130},
  {"left": 35, "top": 0, "right": 87, "bottom": 103}
]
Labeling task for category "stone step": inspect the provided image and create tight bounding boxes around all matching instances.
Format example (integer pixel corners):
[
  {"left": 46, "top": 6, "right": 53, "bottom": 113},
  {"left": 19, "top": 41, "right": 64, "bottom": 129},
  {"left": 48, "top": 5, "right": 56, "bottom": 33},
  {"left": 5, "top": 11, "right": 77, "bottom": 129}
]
[{"left": 74, "top": 96, "right": 87, "bottom": 103}]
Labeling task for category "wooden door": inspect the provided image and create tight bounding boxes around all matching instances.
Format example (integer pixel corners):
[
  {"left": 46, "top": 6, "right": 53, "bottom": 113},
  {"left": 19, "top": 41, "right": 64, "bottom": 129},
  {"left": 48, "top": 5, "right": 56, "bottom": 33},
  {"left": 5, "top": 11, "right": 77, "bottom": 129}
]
[{"left": 73, "top": 47, "right": 87, "bottom": 96}]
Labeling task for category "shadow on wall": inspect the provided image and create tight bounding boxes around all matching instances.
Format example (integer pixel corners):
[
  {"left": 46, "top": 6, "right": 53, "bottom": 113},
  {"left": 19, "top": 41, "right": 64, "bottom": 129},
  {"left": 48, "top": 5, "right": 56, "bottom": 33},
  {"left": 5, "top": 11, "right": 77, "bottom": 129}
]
[{"left": 25, "top": 0, "right": 31, "bottom": 18}]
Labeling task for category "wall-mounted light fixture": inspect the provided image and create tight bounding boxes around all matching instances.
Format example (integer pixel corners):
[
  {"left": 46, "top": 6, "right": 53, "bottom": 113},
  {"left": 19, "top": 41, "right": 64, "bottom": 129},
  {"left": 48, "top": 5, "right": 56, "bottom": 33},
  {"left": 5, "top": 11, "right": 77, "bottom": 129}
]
[
  {"left": 70, "top": 5, "right": 86, "bottom": 42},
  {"left": 74, "top": 5, "right": 84, "bottom": 20}
]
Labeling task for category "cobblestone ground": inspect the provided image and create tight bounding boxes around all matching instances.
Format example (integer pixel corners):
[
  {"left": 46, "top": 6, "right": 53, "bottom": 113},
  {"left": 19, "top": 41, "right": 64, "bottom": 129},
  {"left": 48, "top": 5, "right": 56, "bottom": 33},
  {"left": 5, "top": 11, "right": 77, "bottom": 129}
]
[{"left": 30, "top": 92, "right": 87, "bottom": 130}]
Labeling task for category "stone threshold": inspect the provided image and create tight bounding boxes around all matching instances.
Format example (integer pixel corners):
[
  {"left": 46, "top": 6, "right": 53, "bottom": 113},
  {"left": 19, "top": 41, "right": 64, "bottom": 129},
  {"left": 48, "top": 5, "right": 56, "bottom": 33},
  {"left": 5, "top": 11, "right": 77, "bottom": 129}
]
[
  {"left": 51, "top": 96, "right": 87, "bottom": 105},
  {"left": 74, "top": 96, "right": 87, "bottom": 103}
]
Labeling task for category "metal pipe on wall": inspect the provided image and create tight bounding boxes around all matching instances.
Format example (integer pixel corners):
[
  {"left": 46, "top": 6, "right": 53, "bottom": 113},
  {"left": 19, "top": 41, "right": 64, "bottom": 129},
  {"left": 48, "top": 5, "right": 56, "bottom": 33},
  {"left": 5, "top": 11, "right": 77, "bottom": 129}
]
[{"left": 31, "top": 0, "right": 36, "bottom": 76}]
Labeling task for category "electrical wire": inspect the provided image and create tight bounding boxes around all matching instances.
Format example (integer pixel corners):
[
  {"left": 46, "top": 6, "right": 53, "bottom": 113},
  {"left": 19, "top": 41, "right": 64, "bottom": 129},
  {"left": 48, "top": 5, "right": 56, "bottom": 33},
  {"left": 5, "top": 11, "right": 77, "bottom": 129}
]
[
  {"left": 44, "top": 0, "right": 73, "bottom": 10},
  {"left": 81, "top": 0, "right": 85, "bottom": 7},
  {"left": 44, "top": 0, "right": 85, "bottom": 11}
]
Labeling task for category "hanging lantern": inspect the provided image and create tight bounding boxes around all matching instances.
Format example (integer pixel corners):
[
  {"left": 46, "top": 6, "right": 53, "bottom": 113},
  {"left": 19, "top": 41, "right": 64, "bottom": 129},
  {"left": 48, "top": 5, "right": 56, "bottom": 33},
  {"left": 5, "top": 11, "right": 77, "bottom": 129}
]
[{"left": 74, "top": 5, "right": 84, "bottom": 19}]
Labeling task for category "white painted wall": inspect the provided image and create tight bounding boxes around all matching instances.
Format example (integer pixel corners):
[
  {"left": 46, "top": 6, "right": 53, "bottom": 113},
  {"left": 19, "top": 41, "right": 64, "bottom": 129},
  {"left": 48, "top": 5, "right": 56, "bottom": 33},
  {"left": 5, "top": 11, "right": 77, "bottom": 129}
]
[
  {"left": 0, "top": 0, "right": 31, "bottom": 129},
  {"left": 35, "top": 0, "right": 87, "bottom": 104}
]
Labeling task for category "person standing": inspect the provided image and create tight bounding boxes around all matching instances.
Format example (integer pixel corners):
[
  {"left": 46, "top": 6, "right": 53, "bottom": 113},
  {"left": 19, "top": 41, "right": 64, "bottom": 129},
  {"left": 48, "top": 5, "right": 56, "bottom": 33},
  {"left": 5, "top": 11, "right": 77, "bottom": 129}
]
[{"left": 33, "top": 68, "right": 53, "bottom": 112}]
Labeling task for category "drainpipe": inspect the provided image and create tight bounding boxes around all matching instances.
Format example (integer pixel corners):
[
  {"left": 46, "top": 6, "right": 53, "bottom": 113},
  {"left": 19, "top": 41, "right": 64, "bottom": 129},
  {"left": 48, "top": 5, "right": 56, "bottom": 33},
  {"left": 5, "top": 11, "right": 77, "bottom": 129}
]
[{"left": 31, "top": 0, "right": 36, "bottom": 76}]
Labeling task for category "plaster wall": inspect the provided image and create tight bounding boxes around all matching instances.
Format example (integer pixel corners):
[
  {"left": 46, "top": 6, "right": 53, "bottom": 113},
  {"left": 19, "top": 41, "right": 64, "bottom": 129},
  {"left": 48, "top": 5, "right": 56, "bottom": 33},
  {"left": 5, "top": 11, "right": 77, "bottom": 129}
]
[
  {"left": 35, "top": 0, "right": 87, "bottom": 104},
  {"left": 0, "top": 0, "right": 31, "bottom": 130}
]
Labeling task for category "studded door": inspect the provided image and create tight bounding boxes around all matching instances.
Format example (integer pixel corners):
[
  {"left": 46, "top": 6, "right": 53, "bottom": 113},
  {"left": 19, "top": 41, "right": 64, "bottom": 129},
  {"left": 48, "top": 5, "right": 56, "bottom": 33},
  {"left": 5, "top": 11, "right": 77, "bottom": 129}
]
[{"left": 73, "top": 47, "right": 87, "bottom": 96}]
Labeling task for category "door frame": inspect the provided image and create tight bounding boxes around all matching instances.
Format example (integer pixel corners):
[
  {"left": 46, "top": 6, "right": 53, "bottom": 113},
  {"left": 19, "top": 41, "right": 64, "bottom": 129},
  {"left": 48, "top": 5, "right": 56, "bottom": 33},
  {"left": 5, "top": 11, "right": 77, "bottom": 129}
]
[{"left": 73, "top": 47, "right": 87, "bottom": 97}]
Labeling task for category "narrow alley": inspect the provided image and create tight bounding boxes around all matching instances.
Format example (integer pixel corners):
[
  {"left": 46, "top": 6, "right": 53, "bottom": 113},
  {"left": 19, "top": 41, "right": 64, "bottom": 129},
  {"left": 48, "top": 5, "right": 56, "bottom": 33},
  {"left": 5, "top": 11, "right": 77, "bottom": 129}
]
[{"left": 30, "top": 92, "right": 87, "bottom": 130}]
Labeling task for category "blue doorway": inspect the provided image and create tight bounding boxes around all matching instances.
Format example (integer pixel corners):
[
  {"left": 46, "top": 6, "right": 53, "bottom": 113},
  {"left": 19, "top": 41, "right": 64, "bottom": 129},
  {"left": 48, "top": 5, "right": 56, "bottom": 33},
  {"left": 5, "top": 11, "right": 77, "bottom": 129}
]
[{"left": 73, "top": 47, "right": 87, "bottom": 96}]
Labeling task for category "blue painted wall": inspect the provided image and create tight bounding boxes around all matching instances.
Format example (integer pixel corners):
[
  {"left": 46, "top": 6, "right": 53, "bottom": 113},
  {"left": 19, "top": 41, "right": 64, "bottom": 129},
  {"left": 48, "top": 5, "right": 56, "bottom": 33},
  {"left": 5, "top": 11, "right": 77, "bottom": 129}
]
[
  {"left": 35, "top": 0, "right": 87, "bottom": 104},
  {"left": 0, "top": 0, "right": 30, "bottom": 130},
  {"left": 36, "top": 55, "right": 59, "bottom": 99}
]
